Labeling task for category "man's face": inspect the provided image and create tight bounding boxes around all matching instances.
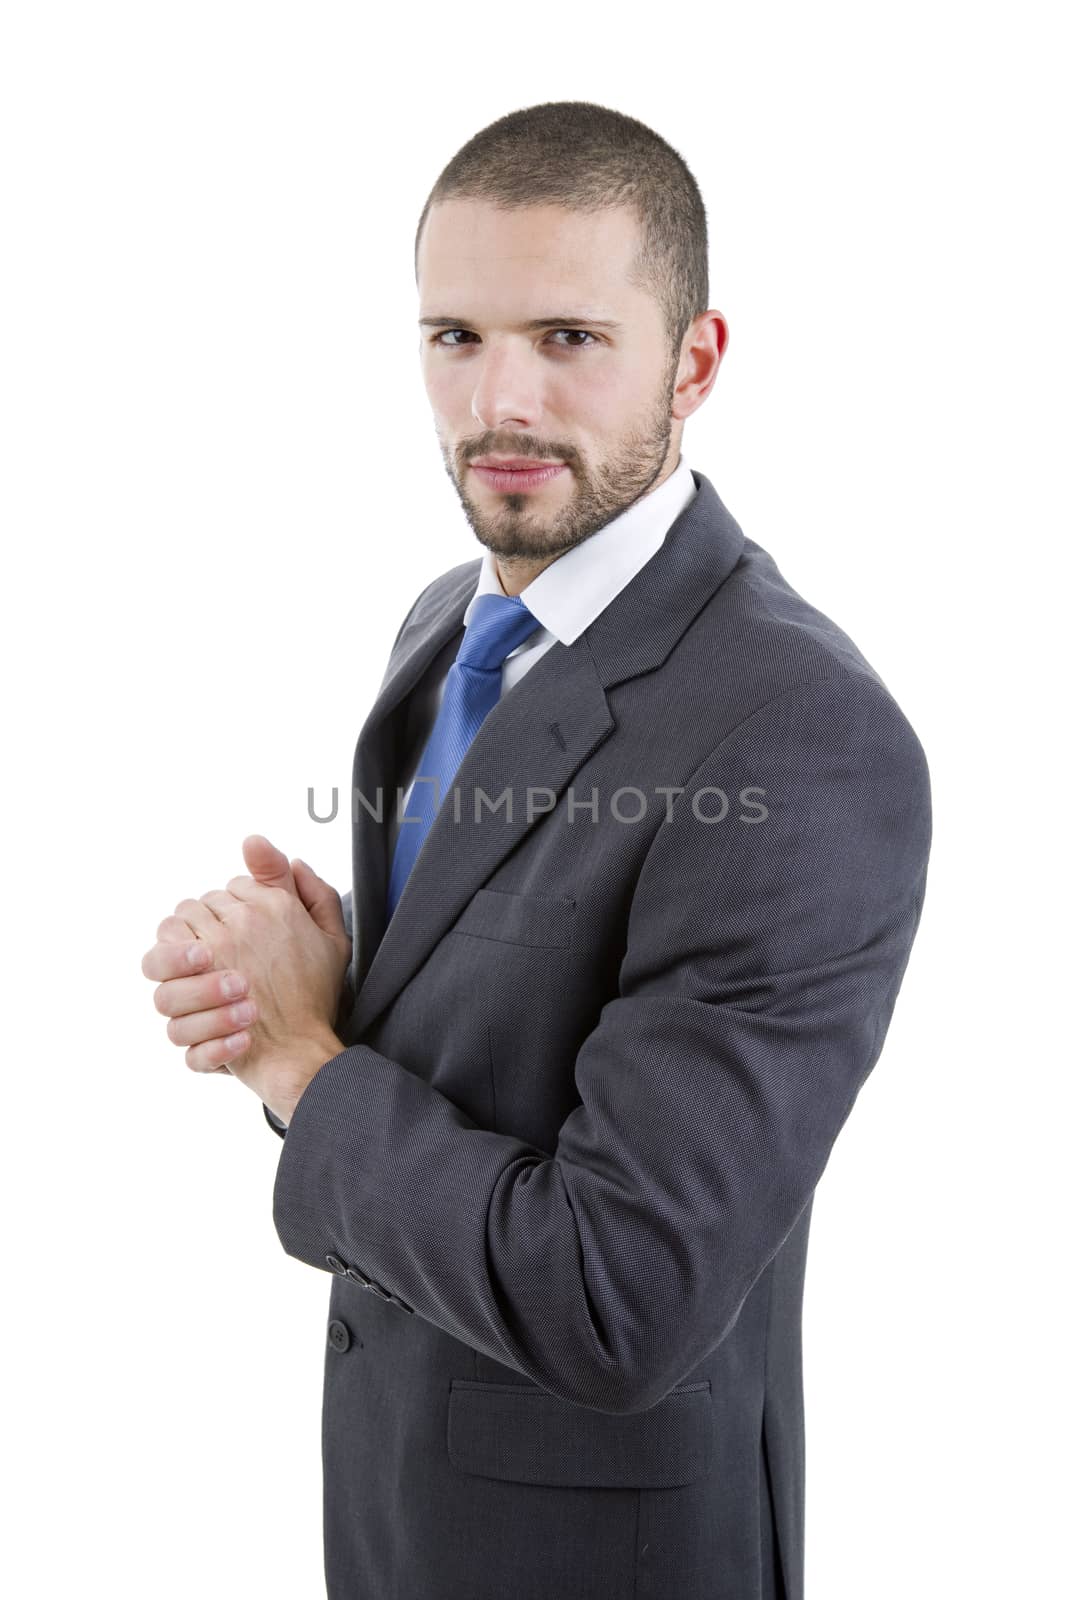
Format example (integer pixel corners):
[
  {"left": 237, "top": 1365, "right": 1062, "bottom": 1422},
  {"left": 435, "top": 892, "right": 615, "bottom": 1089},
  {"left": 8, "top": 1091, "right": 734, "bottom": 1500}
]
[{"left": 416, "top": 199, "right": 685, "bottom": 568}]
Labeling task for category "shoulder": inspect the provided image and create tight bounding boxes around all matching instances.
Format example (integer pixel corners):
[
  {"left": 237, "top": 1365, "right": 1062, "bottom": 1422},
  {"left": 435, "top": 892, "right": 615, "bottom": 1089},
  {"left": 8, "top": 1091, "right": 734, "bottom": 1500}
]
[{"left": 695, "top": 535, "right": 928, "bottom": 770}]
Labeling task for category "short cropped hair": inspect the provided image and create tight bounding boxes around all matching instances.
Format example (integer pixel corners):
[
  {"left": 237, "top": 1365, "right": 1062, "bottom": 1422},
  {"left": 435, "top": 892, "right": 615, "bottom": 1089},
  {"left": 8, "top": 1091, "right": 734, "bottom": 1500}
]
[{"left": 414, "top": 100, "right": 709, "bottom": 366}]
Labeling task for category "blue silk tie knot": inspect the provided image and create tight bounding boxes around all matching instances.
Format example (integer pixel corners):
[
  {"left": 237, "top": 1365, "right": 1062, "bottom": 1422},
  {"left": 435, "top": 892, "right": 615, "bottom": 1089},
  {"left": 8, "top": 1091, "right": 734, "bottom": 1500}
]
[{"left": 385, "top": 593, "right": 543, "bottom": 921}]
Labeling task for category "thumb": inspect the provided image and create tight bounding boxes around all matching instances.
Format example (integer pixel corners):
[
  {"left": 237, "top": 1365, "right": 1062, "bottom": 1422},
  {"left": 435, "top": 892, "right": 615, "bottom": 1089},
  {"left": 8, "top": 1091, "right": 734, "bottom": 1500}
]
[
  {"left": 242, "top": 833, "right": 297, "bottom": 895},
  {"left": 291, "top": 859, "right": 348, "bottom": 942}
]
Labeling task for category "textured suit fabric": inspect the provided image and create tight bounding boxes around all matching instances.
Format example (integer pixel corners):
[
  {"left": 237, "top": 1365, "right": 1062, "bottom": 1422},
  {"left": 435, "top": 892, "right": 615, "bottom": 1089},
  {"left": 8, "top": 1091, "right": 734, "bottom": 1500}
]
[{"left": 264, "top": 469, "right": 933, "bottom": 1599}]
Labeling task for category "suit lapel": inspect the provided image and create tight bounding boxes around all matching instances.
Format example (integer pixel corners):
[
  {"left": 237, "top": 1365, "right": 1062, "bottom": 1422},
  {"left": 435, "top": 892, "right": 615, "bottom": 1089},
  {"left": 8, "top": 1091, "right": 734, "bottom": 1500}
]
[{"left": 345, "top": 468, "right": 745, "bottom": 1043}]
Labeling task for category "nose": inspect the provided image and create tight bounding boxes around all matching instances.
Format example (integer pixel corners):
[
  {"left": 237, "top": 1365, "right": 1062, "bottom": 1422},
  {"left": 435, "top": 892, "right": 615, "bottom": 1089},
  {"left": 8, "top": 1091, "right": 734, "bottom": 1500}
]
[{"left": 470, "top": 338, "right": 545, "bottom": 434}]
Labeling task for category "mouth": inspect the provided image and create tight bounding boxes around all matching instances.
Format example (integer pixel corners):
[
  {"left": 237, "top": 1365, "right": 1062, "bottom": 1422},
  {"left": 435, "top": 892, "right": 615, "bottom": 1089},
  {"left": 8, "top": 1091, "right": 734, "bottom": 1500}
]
[{"left": 470, "top": 462, "right": 569, "bottom": 493}]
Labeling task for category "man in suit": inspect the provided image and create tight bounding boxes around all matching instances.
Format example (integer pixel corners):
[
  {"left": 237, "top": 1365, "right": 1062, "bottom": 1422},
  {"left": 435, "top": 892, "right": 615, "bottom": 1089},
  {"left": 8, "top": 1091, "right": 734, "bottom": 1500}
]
[{"left": 142, "top": 102, "right": 932, "bottom": 1600}]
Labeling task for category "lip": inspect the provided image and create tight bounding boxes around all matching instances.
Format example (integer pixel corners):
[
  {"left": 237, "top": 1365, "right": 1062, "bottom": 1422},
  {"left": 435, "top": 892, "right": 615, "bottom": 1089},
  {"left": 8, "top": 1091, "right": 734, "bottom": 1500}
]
[{"left": 471, "top": 462, "right": 568, "bottom": 492}]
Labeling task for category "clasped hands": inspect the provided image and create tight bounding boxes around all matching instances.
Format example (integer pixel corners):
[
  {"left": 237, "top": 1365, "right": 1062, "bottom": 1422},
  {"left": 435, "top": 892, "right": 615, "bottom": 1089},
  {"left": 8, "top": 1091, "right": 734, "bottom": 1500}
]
[{"left": 141, "top": 835, "right": 352, "bottom": 1127}]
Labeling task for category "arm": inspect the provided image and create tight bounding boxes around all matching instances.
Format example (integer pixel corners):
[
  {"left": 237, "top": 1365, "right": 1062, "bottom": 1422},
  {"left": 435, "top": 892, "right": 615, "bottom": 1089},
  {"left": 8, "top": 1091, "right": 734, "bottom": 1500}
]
[{"left": 270, "top": 671, "right": 932, "bottom": 1412}]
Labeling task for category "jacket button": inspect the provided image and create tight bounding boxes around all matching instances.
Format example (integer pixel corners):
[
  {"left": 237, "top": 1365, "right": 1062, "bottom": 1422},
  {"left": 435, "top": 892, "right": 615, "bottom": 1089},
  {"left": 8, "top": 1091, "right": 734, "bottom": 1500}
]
[
  {"left": 345, "top": 1264, "right": 371, "bottom": 1287},
  {"left": 325, "top": 1254, "right": 347, "bottom": 1274},
  {"left": 327, "top": 1319, "right": 351, "bottom": 1353}
]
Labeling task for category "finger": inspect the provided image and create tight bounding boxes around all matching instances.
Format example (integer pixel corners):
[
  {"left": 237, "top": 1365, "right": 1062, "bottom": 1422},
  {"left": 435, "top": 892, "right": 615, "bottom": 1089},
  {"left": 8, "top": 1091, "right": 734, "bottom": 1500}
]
[
  {"left": 200, "top": 888, "right": 242, "bottom": 918},
  {"left": 291, "top": 859, "right": 347, "bottom": 941},
  {"left": 184, "top": 1030, "right": 252, "bottom": 1074},
  {"left": 242, "top": 834, "right": 297, "bottom": 895},
  {"left": 173, "top": 897, "right": 224, "bottom": 939},
  {"left": 167, "top": 996, "right": 258, "bottom": 1048},
  {"left": 142, "top": 938, "right": 215, "bottom": 981},
  {"left": 152, "top": 968, "right": 249, "bottom": 1018},
  {"left": 289, "top": 860, "right": 317, "bottom": 913},
  {"left": 156, "top": 914, "right": 201, "bottom": 943},
  {"left": 224, "top": 872, "right": 275, "bottom": 904}
]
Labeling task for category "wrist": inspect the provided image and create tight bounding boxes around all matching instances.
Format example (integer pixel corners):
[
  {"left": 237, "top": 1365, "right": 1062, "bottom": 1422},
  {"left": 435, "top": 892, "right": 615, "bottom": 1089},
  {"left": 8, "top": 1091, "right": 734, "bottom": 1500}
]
[
  {"left": 302, "top": 1026, "right": 345, "bottom": 1066},
  {"left": 267, "top": 1029, "right": 345, "bottom": 1128}
]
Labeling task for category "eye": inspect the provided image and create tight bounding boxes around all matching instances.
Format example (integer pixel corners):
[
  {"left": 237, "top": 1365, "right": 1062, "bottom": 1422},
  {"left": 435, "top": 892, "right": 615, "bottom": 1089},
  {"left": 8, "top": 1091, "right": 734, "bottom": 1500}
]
[
  {"left": 429, "top": 328, "right": 600, "bottom": 350},
  {"left": 550, "top": 329, "right": 599, "bottom": 348}
]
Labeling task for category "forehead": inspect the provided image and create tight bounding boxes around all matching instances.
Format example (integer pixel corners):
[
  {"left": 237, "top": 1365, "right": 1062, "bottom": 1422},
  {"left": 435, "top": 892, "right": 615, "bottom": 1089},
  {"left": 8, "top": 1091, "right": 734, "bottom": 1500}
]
[{"left": 418, "top": 198, "right": 643, "bottom": 312}]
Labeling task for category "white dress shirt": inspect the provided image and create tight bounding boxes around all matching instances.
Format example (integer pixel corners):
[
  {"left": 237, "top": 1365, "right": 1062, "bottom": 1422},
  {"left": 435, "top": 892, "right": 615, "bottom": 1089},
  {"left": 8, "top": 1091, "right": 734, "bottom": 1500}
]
[{"left": 391, "top": 453, "right": 698, "bottom": 852}]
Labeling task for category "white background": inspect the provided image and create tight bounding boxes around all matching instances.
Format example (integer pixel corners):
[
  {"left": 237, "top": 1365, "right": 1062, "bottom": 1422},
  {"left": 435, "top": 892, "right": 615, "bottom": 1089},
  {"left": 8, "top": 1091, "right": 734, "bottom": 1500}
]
[{"left": 2, "top": 2, "right": 1062, "bottom": 1594}]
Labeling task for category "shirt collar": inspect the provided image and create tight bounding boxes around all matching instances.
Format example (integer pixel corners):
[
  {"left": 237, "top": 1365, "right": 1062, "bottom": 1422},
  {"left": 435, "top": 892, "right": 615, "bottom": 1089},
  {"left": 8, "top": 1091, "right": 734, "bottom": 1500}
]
[{"left": 462, "top": 453, "right": 697, "bottom": 645}]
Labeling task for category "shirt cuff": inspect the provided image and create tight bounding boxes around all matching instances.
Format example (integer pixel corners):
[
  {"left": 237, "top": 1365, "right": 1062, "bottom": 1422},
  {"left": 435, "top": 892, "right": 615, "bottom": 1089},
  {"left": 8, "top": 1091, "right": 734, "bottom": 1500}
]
[{"left": 262, "top": 1102, "right": 288, "bottom": 1139}]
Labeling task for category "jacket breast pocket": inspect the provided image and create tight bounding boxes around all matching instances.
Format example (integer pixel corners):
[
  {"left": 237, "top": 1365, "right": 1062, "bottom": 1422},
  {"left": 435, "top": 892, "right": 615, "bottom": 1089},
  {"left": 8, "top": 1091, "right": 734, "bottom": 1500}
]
[
  {"left": 451, "top": 888, "right": 578, "bottom": 949},
  {"left": 446, "top": 1379, "right": 714, "bottom": 1489}
]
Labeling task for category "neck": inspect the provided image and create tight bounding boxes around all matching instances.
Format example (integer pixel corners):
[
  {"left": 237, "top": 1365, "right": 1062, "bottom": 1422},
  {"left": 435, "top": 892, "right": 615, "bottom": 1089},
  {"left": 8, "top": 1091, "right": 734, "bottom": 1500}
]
[{"left": 493, "top": 552, "right": 560, "bottom": 596}]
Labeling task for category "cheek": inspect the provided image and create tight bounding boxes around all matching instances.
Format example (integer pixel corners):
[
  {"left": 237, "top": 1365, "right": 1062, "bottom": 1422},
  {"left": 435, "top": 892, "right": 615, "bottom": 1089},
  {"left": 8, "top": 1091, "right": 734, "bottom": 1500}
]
[
  {"left": 555, "top": 366, "right": 630, "bottom": 434},
  {"left": 423, "top": 363, "right": 468, "bottom": 417}
]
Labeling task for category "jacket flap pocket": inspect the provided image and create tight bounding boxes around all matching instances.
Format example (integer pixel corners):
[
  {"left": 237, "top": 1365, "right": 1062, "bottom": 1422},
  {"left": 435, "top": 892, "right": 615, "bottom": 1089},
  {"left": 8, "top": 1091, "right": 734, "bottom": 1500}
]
[
  {"left": 451, "top": 889, "right": 577, "bottom": 948},
  {"left": 447, "top": 1380, "right": 713, "bottom": 1488}
]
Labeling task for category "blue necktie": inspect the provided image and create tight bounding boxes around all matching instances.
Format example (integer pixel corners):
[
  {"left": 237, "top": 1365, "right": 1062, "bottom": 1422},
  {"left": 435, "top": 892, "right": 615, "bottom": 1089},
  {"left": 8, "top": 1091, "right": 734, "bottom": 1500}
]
[{"left": 386, "top": 593, "right": 543, "bottom": 921}]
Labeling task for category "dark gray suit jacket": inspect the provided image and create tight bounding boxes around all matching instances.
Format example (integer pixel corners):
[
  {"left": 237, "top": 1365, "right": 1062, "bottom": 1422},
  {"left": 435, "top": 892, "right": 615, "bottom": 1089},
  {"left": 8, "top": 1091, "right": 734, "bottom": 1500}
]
[{"left": 264, "top": 469, "right": 932, "bottom": 1600}]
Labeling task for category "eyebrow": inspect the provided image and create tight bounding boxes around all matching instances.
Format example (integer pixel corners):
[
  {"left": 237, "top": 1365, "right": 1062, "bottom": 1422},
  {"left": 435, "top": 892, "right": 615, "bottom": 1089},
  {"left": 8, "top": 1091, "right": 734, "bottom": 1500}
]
[{"left": 418, "top": 314, "right": 623, "bottom": 331}]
